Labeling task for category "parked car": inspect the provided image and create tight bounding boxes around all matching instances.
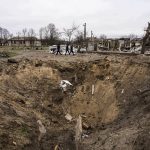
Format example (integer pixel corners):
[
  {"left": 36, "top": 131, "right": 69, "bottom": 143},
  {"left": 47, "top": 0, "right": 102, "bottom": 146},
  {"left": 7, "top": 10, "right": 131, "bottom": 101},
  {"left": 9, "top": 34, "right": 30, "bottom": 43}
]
[{"left": 49, "top": 45, "right": 57, "bottom": 53}]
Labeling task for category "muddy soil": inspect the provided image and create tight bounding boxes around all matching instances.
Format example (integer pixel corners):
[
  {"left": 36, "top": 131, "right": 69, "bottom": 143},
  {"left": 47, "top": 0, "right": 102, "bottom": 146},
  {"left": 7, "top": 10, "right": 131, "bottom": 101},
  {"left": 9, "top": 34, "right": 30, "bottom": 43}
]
[{"left": 0, "top": 52, "right": 150, "bottom": 150}]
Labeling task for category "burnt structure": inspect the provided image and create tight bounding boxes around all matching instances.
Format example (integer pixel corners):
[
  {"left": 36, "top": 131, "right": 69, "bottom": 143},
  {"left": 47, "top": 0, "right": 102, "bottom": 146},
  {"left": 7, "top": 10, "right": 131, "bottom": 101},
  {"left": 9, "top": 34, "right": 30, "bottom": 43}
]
[{"left": 141, "top": 22, "right": 150, "bottom": 54}]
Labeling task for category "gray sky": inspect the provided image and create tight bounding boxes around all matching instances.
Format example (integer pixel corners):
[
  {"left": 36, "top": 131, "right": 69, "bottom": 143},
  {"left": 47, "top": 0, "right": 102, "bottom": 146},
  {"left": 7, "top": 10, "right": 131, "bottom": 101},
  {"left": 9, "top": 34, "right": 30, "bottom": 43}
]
[{"left": 1, "top": 0, "right": 150, "bottom": 37}]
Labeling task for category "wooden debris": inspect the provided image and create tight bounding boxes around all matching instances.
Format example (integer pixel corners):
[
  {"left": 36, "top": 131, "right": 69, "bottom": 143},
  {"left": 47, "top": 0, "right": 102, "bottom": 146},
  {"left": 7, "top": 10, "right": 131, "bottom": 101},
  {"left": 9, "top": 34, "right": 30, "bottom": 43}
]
[
  {"left": 75, "top": 115, "right": 82, "bottom": 142},
  {"left": 13, "top": 141, "right": 17, "bottom": 146},
  {"left": 75, "top": 74, "right": 78, "bottom": 83},
  {"left": 54, "top": 145, "right": 61, "bottom": 150},
  {"left": 75, "top": 115, "right": 82, "bottom": 150},
  {"left": 37, "top": 120, "right": 46, "bottom": 141},
  {"left": 92, "top": 84, "right": 95, "bottom": 95},
  {"left": 82, "top": 122, "right": 90, "bottom": 130},
  {"left": 65, "top": 113, "right": 73, "bottom": 121},
  {"left": 121, "top": 89, "right": 124, "bottom": 94}
]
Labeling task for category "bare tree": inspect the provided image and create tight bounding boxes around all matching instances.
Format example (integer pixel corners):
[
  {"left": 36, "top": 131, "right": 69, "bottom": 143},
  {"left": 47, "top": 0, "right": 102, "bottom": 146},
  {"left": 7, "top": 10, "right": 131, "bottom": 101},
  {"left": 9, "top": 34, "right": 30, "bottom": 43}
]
[
  {"left": 75, "top": 30, "right": 84, "bottom": 44},
  {"left": 22, "top": 28, "right": 27, "bottom": 38},
  {"left": 47, "top": 23, "right": 59, "bottom": 43},
  {"left": 39, "top": 23, "right": 60, "bottom": 45},
  {"left": 9, "top": 34, "right": 13, "bottom": 39},
  {"left": 2, "top": 28, "right": 10, "bottom": 39},
  {"left": 28, "top": 28, "right": 36, "bottom": 38},
  {"left": 0, "top": 27, "right": 2, "bottom": 39},
  {"left": 99, "top": 34, "right": 107, "bottom": 39},
  {"left": 43, "top": 27, "right": 49, "bottom": 39},
  {"left": 63, "top": 24, "right": 79, "bottom": 42},
  {"left": 39, "top": 27, "right": 44, "bottom": 40},
  {"left": 47, "top": 23, "right": 56, "bottom": 39},
  {"left": 127, "top": 34, "right": 138, "bottom": 40},
  {"left": 16, "top": 32, "right": 21, "bottom": 38}
]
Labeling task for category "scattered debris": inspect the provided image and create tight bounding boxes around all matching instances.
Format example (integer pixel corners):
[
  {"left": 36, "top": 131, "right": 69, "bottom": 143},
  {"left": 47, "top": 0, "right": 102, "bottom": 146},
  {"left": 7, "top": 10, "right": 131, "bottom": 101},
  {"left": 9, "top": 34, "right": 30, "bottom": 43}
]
[
  {"left": 54, "top": 144, "right": 61, "bottom": 150},
  {"left": 34, "top": 59, "right": 43, "bottom": 67},
  {"left": 121, "top": 89, "right": 124, "bottom": 94},
  {"left": 59, "top": 80, "right": 73, "bottom": 92},
  {"left": 81, "top": 114, "right": 87, "bottom": 118},
  {"left": 13, "top": 141, "right": 17, "bottom": 146},
  {"left": 82, "top": 122, "right": 90, "bottom": 130},
  {"left": 75, "top": 115, "right": 82, "bottom": 142},
  {"left": 82, "top": 133, "right": 89, "bottom": 139},
  {"left": 92, "top": 84, "right": 95, "bottom": 95},
  {"left": 75, "top": 115, "right": 83, "bottom": 150},
  {"left": 136, "top": 89, "right": 142, "bottom": 95},
  {"left": 65, "top": 113, "right": 73, "bottom": 121},
  {"left": 105, "top": 76, "right": 110, "bottom": 80},
  {"left": 37, "top": 120, "right": 46, "bottom": 141}
]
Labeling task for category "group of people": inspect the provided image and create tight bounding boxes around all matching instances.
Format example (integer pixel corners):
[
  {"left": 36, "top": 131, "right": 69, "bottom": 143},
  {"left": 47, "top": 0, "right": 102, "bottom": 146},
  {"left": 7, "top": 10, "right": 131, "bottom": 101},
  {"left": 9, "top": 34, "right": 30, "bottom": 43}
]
[{"left": 55, "top": 43, "right": 75, "bottom": 55}]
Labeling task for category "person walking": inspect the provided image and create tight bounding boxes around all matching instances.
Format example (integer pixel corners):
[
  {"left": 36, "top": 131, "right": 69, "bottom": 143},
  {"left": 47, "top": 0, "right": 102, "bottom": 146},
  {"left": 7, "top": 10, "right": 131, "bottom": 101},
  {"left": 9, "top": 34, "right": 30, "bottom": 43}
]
[
  {"left": 69, "top": 44, "right": 75, "bottom": 55},
  {"left": 56, "top": 43, "right": 62, "bottom": 55},
  {"left": 65, "top": 43, "right": 70, "bottom": 55}
]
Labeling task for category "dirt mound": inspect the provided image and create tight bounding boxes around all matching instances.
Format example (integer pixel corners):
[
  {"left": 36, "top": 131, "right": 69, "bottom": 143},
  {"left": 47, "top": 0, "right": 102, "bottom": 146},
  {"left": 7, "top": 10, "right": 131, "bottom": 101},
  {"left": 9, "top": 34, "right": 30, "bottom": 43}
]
[{"left": 0, "top": 55, "right": 150, "bottom": 150}]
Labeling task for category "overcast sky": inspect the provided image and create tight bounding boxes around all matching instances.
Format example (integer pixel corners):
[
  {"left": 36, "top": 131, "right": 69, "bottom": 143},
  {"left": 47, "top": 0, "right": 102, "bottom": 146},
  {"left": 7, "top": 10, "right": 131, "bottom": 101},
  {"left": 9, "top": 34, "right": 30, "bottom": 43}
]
[{"left": 1, "top": 0, "right": 150, "bottom": 37}]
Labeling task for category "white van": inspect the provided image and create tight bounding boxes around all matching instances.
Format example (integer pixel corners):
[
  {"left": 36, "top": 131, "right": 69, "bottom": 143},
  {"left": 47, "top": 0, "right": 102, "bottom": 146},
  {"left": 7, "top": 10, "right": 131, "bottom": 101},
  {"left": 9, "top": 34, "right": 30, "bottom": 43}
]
[{"left": 49, "top": 45, "right": 57, "bottom": 53}]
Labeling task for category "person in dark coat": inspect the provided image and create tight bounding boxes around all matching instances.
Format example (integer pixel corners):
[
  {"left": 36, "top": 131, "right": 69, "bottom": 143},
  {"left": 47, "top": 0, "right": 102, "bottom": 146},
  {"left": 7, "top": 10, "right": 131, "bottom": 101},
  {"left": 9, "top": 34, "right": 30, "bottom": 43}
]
[
  {"left": 65, "top": 43, "right": 69, "bottom": 55},
  {"left": 56, "top": 43, "right": 62, "bottom": 55},
  {"left": 69, "top": 44, "right": 75, "bottom": 55}
]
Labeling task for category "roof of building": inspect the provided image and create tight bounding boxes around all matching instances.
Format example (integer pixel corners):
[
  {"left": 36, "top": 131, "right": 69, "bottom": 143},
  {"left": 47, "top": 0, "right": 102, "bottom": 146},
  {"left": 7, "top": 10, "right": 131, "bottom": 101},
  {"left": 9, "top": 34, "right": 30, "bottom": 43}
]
[{"left": 8, "top": 37, "right": 39, "bottom": 41}]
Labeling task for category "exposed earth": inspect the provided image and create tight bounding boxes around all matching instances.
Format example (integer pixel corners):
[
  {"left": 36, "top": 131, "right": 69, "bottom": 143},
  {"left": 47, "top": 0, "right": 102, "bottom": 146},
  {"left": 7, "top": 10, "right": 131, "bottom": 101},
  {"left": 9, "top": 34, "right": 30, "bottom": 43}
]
[{"left": 0, "top": 50, "right": 150, "bottom": 150}]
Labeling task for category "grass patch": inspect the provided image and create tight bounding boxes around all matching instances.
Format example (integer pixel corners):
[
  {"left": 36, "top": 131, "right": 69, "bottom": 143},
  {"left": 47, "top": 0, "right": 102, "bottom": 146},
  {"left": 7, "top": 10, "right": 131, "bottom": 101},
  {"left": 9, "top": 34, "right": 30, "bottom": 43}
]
[
  {"left": 18, "top": 124, "right": 29, "bottom": 136},
  {"left": 0, "top": 51, "right": 19, "bottom": 58}
]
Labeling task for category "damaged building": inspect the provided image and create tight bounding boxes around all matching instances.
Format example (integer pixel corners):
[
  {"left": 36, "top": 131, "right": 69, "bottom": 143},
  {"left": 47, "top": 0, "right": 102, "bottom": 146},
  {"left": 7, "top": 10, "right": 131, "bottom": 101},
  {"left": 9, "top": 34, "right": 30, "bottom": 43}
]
[
  {"left": 88, "top": 37, "right": 142, "bottom": 52},
  {"left": 141, "top": 22, "right": 150, "bottom": 53},
  {"left": 7, "top": 37, "right": 42, "bottom": 47}
]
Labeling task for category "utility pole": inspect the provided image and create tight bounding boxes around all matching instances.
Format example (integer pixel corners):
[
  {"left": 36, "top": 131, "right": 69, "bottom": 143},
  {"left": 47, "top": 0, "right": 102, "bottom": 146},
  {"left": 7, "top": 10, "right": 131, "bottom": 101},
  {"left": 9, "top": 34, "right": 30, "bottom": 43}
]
[
  {"left": 90, "top": 30, "right": 95, "bottom": 51},
  {"left": 83, "top": 23, "right": 86, "bottom": 40}
]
